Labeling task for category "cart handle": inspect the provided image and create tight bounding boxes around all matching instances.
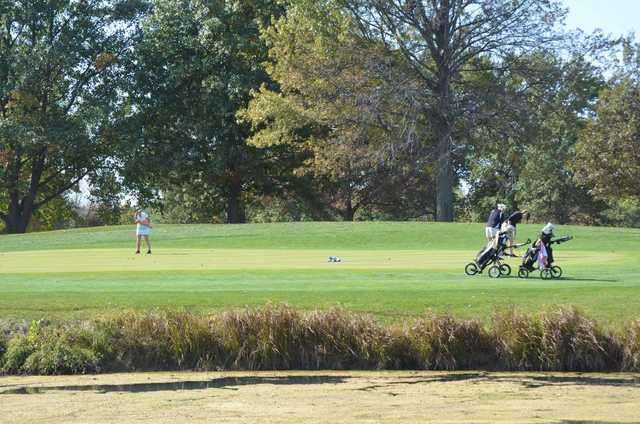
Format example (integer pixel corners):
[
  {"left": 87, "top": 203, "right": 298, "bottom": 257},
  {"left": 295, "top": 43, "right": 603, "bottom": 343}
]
[
  {"left": 551, "top": 236, "right": 573, "bottom": 244},
  {"left": 512, "top": 238, "right": 531, "bottom": 248}
]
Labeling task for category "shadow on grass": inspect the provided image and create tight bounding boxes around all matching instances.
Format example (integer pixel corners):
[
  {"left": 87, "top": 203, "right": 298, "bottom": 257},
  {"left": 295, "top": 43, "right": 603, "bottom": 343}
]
[
  {"left": 0, "top": 375, "right": 349, "bottom": 395},
  {"left": 358, "top": 373, "right": 640, "bottom": 392},
  {"left": 521, "top": 374, "right": 640, "bottom": 388},
  {"left": 3, "top": 373, "right": 639, "bottom": 396},
  {"left": 559, "top": 277, "right": 620, "bottom": 283},
  {"left": 557, "top": 421, "right": 634, "bottom": 424},
  {"left": 490, "top": 275, "right": 620, "bottom": 283}
]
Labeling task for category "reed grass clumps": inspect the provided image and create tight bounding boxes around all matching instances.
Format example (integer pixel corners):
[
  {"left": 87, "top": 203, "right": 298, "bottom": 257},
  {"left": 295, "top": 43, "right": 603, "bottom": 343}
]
[
  {"left": 493, "top": 309, "right": 622, "bottom": 371},
  {"left": 0, "top": 335, "right": 6, "bottom": 364},
  {"left": 0, "top": 305, "right": 637, "bottom": 375},
  {"left": 622, "top": 320, "right": 640, "bottom": 371},
  {"left": 385, "top": 315, "right": 499, "bottom": 370},
  {"left": 218, "top": 306, "right": 384, "bottom": 370}
]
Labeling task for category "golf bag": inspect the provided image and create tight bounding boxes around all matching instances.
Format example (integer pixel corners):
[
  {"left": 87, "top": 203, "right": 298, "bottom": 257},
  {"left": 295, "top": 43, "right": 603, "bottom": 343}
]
[{"left": 475, "top": 232, "right": 510, "bottom": 271}]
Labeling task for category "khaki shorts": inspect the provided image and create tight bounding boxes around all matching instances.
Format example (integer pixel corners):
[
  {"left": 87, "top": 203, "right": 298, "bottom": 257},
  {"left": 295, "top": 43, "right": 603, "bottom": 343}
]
[
  {"left": 485, "top": 227, "right": 499, "bottom": 240},
  {"left": 502, "top": 223, "right": 516, "bottom": 240}
]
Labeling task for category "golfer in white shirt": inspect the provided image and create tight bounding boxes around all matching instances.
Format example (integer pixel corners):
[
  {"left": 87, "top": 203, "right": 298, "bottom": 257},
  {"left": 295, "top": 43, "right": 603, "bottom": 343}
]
[{"left": 134, "top": 209, "right": 152, "bottom": 254}]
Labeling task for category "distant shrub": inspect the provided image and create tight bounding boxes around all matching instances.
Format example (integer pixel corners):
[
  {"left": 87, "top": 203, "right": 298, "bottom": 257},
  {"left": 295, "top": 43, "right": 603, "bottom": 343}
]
[
  {"left": 2, "top": 335, "right": 35, "bottom": 373},
  {"left": 22, "top": 336, "right": 99, "bottom": 375},
  {"left": 2, "top": 322, "right": 99, "bottom": 375},
  {"left": 245, "top": 196, "right": 316, "bottom": 223},
  {"left": 599, "top": 198, "right": 640, "bottom": 228}
]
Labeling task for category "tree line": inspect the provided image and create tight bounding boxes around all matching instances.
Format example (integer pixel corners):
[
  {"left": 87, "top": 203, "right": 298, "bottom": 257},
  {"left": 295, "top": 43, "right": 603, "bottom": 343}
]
[{"left": 1, "top": 0, "right": 639, "bottom": 233}]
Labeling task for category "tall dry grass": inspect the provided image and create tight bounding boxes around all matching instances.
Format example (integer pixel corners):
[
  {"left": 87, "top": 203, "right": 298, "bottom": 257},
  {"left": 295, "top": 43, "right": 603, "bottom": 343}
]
[
  {"left": 219, "top": 305, "right": 385, "bottom": 370},
  {"left": 0, "top": 305, "right": 637, "bottom": 375},
  {"left": 538, "top": 308, "right": 622, "bottom": 371},
  {"left": 493, "top": 309, "right": 546, "bottom": 370},
  {"left": 622, "top": 320, "right": 640, "bottom": 371},
  {"left": 389, "top": 314, "right": 498, "bottom": 370},
  {"left": 494, "top": 308, "right": 622, "bottom": 371}
]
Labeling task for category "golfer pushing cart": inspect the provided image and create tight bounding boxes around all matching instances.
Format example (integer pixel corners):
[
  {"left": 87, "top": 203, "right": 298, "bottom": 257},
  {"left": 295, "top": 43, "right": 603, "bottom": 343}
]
[
  {"left": 465, "top": 215, "right": 573, "bottom": 279},
  {"left": 465, "top": 230, "right": 530, "bottom": 278},
  {"left": 517, "top": 223, "right": 573, "bottom": 279}
]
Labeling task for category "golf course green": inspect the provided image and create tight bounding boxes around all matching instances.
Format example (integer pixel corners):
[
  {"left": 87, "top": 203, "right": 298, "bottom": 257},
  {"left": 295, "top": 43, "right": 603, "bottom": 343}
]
[{"left": 0, "top": 222, "right": 638, "bottom": 325}]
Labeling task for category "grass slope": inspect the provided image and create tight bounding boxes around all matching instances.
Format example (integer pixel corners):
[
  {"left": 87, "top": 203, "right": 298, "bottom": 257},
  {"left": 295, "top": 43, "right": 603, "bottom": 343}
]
[{"left": 0, "top": 222, "right": 639, "bottom": 325}]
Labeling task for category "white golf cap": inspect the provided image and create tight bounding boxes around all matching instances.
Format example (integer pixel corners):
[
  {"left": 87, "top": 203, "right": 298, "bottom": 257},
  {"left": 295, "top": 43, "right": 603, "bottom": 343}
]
[
  {"left": 497, "top": 203, "right": 506, "bottom": 210},
  {"left": 542, "top": 222, "right": 554, "bottom": 234}
]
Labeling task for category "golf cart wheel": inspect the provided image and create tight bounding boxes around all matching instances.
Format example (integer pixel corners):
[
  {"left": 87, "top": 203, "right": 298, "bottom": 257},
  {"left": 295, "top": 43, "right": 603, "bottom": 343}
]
[
  {"left": 465, "top": 263, "right": 479, "bottom": 276},
  {"left": 488, "top": 265, "right": 501, "bottom": 278},
  {"left": 499, "top": 263, "right": 512, "bottom": 276},
  {"left": 518, "top": 268, "right": 529, "bottom": 279},
  {"left": 550, "top": 266, "right": 563, "bottom": 279},
  {"left": 540, "top": 269, "right": 552, "bottom": 280}
]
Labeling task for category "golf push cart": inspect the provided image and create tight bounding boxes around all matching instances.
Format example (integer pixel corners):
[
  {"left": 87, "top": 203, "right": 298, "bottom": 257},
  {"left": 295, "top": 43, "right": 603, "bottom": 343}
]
[
  {"left": 517, "top": 235, "right": 573, "bottom": 279},
  {"left": 464, "top": 232, "right": 531, "bottom": 278}
]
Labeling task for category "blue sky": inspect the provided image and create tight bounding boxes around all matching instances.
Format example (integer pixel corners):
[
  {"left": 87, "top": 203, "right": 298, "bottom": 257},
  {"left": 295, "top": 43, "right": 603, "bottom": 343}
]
[{"left": 564, "top": 0, "right": 640, "bottom": 37}]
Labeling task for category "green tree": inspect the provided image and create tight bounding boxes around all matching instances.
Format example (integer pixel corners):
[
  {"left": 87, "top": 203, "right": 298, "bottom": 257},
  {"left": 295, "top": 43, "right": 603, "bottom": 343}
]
[
  {"left": 0, "top": 0, "right": 145, "bottom": 233},
  {"left": 463, "top": 53, "right": 607, "bottom": 223},
  {"left": 118, "top": 0, "right": 286, "bottom": 223},
  {"left": 574, "top": 40, "right": 640, "bottom": 201},
  {"left": 340, "top": 0, "right": 567, "bottom": 221},
  {"left": 89, "top": 171, "right": 126, "bottom": 225},
  {"left": 243, "top": 1, "right": 435, "bottom": 220},
  {"left": 30, "top": 195, "right": 79, "bottom": 231}
]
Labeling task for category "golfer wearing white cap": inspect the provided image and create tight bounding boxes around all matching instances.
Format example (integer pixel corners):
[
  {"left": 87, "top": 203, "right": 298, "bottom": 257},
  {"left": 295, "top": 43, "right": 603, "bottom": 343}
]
[
  {"left": 485, "top": 203, "right": 506, "bottom": 242},
  {"left": 134, "top": 209, "right": 152, "bottom": 255}
]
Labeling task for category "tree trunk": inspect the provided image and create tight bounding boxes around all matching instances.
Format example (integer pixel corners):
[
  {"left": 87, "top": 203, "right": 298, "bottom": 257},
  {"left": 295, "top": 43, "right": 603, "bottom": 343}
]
[
  {"left": 2, "top": 146, "right": 36, "bottom": 234},
  {"left": 435, "top": 74, "right": 454, "bottom": 222},
  {"left": 4, "top": 200, "right": 33, "bottom": 234},
  {"left": 343, "top": 203, "right": 355, "bottom": 221},
  {"left": 342, "top": 182, "right": 356, "bottom": 221},
  {"left": 436, "top": 129, "right": 454, "bottom": 222},
  {"left": 226, "top": 169, "right": 245, "bottom": 224}
]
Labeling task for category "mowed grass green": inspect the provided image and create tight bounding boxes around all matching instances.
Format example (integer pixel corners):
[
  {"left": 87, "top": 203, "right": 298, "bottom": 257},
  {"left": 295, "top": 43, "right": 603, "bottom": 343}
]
[{"left": 0, "top": 222, "right": 638, "bottom": 325}]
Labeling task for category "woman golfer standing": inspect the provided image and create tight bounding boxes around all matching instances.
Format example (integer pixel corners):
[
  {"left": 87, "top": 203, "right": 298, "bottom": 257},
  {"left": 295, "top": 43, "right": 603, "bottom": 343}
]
[{"left": 134, "top": 209, "right": 152, "bottom": 254}]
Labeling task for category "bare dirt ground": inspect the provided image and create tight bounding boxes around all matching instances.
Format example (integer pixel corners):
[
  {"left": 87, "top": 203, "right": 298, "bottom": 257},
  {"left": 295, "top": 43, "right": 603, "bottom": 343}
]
[{"left": 1, "top": 371, "right": 639, "bottom": 423}]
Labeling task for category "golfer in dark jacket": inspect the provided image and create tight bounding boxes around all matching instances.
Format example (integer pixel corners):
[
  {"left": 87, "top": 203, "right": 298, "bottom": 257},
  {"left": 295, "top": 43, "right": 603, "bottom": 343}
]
[
  {"left": 507, "top": 210, "right": 528, "bottom": 227},
  {"left": 485, "top": 203, "right": 506, "bottom": 242}
]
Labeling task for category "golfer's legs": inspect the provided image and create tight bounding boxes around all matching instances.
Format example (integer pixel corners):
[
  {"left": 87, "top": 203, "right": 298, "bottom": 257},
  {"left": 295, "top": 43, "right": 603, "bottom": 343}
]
[
  {"left": 143, "top": 235, "right": 151, "bottom": 251},
  {"left": 136, "top": 235, "right": 142, "bottom": 252}
]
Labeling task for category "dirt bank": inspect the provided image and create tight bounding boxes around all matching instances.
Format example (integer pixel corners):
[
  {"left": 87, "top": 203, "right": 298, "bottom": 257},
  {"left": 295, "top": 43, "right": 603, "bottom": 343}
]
[{"left": 1, "top": 371, "right": 639, "bottom": 423}]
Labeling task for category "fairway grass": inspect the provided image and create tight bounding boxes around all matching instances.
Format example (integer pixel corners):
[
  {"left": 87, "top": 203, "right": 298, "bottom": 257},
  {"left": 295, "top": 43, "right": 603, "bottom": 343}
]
[
  {"left": 1, "top": 222, "right": 639, "bottom": 325},
  {"left": 0, "top": 248, "right": 626, "bottom": 273}
]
